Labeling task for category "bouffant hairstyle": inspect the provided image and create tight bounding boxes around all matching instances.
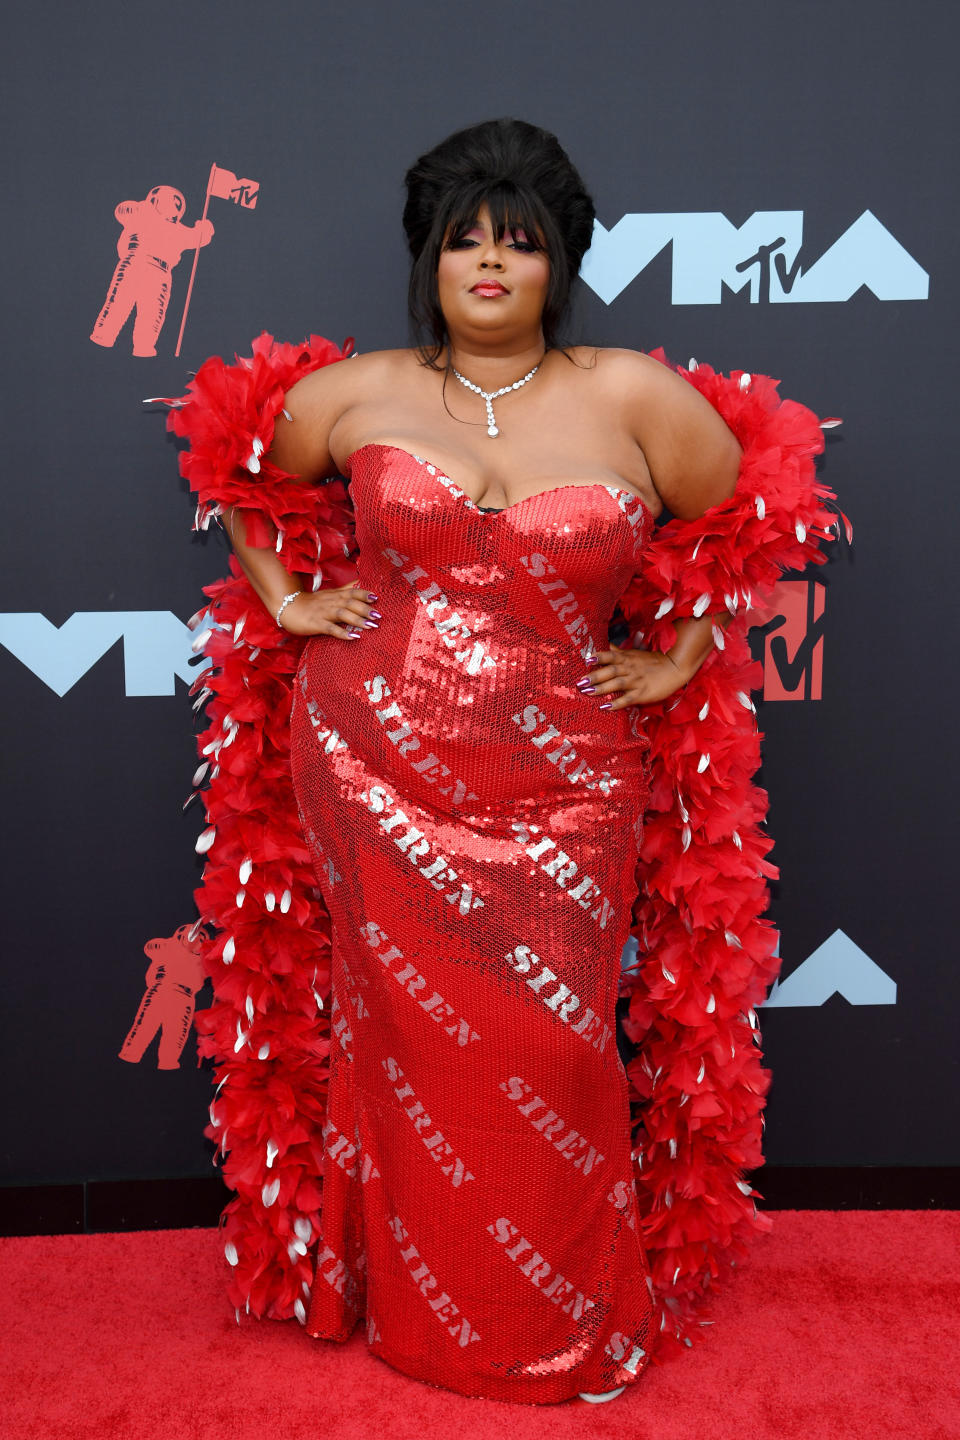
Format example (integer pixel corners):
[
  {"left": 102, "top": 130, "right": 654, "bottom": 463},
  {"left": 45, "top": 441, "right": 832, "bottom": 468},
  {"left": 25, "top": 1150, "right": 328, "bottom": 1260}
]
[{"left": 402, "top": 118, "right": 596, "bottom": 366}]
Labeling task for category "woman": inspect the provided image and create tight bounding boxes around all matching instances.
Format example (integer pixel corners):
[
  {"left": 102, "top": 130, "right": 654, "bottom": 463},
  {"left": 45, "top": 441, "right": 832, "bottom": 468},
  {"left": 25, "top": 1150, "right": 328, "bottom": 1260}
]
[{"left": 163, "top": 118, "right": 843, "bottom": 1406}]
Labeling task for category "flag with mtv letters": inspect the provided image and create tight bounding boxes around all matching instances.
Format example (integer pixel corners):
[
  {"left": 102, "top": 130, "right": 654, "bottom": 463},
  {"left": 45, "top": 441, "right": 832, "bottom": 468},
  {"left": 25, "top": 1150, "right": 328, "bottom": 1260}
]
[{"left": 207, "top": 164, "right": 259, "bottom": 209}]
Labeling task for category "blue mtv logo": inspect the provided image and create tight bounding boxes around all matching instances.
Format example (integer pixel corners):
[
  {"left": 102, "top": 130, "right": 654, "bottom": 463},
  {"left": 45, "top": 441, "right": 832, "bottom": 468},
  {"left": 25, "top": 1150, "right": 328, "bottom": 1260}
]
[
  {"left": 0, "top": 611, "right": 214, "bottom": 695},
  {"left": 621, "top": 928, "right": 896, "bottom": 1008},
  {"left": 761, "top": 930, "right": 896, "bottom": 1007},
  {"left": 581, "top": 210, "right": 929, "bottom": 305}
]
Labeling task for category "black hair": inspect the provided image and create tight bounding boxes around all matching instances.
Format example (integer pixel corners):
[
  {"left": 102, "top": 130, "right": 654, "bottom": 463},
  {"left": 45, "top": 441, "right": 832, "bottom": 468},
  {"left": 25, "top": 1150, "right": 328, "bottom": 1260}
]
[{"left": 402, "top": 118, "right": 596, "bottom": 368}]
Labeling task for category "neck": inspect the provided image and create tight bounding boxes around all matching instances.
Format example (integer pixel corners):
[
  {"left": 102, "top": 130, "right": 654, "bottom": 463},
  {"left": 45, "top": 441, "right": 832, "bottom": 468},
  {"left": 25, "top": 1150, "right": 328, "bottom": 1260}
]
[{"left": 444, "top": 335, "right": 547, "bottom": 390}]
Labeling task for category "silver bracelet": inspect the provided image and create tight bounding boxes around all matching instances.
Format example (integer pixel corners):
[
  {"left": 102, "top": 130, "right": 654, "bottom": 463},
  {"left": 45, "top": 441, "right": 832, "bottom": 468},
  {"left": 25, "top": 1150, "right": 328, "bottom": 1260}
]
[{"left": 275, "top": 591, "right": 303, "bottom": 628}]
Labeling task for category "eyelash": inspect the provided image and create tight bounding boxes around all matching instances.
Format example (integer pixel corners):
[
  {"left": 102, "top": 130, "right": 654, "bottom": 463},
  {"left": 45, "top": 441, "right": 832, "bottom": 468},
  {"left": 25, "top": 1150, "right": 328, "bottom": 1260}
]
[{"left": 447, "top": 238, "right": 540, "bottom": 254}]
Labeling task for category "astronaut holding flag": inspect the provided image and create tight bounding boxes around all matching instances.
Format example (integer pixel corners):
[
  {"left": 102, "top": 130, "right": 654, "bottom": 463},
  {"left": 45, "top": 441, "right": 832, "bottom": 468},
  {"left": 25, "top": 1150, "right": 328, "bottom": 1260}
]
[{"left": 89, "top": 164, "right": 259, "bottom": 358}]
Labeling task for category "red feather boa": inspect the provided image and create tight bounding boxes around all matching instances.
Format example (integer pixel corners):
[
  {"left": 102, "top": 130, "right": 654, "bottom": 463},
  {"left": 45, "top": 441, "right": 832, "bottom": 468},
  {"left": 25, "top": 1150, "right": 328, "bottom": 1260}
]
[{"left": 160, "top": 335, "right": 845, "bottom": 1349}]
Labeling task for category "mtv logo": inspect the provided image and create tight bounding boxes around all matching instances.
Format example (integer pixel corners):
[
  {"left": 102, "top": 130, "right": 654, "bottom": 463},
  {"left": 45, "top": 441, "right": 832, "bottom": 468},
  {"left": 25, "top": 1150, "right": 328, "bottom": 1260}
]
[
  {"left": 581, "top": 209, "right": 929, "bottom": 306},
  {"left": 762, "top": 930, "right": 896, "bottom": 1007},
  {"left": 750, "top": 580, "right": 825, "bottom": 702},
  {"left": 0, "top": 611, "right": 214, "bottom": 696}
]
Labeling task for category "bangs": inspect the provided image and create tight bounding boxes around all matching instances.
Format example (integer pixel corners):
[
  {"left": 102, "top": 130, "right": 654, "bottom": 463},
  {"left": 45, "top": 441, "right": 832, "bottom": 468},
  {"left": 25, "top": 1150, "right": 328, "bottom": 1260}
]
[{"left": 441, "top": 181, "right": 550, "bottom": 250}]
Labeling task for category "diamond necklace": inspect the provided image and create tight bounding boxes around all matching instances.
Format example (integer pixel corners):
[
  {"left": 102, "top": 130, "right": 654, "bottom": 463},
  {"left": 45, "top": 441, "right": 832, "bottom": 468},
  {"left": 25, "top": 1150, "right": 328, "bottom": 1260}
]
[{"left": 451, "top": 357, "right": 544, "bottom": 437}]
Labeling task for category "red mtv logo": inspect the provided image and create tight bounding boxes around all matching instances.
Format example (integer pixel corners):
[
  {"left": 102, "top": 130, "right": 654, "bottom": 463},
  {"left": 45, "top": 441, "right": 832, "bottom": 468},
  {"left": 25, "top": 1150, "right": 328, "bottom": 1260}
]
[
  {"left": 753, "top": 580, "right": 826, "bottom": 701},
  {"left": 90, "top": 163, "right": 259, "bottom": 359},
  {"left": 119, "top": 923, "right": 209, "bottom": 1070}
]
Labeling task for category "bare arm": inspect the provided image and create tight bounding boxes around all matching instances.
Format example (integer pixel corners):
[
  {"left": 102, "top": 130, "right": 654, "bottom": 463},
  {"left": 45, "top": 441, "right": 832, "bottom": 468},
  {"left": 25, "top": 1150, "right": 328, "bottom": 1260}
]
[
  {"left": 587, "top": 352, "right": 742, "bottom": 706},
  {"left": 222, "top": 359, "right": 377, "bottom": 637}
]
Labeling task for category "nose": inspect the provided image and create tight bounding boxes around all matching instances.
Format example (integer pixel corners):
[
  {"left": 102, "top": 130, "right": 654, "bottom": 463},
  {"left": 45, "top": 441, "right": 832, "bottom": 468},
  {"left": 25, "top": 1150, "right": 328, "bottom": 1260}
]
[{"left": 477, "top": 234, "right": 505, "bottom": 269}]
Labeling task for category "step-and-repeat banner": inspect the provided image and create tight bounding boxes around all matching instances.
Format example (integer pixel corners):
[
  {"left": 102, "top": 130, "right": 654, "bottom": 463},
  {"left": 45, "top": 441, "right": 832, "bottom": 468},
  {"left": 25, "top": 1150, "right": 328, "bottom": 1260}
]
[{"left": 2, "top": 0, "right": 954, "bottom": 1190}]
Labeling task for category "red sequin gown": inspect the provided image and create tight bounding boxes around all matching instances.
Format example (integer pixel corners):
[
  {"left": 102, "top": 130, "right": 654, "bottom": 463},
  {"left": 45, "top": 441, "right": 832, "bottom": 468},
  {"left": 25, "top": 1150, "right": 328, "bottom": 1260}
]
[{"left": 289, "top": 443, "right": 657, "bottom": 1402}]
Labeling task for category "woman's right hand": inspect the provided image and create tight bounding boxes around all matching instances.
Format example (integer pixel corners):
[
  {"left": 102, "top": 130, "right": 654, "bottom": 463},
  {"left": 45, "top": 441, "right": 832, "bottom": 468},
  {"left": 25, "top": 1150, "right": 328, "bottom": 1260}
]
[{"left": 278, "top": 585, "right": 380, "bottom": 639}]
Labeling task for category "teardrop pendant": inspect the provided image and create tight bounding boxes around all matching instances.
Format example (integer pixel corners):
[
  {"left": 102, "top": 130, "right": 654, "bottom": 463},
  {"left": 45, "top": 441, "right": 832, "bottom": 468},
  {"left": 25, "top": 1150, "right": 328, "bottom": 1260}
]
[{"left": 452, "top": 357, "right": 544, "bottom": 438}]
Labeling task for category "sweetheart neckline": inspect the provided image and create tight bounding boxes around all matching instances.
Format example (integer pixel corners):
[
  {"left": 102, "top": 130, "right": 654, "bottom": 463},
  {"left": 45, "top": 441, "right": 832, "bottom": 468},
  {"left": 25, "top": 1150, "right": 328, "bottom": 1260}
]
[{"left": 343, "top": 442, "right": 654, "bottom": 523}]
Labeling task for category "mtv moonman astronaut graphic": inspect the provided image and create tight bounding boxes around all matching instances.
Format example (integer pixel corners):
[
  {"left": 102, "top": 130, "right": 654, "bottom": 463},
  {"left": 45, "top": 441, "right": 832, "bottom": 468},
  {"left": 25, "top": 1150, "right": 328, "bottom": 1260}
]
[
  {"left": 119, "top": 924, "right": 208, "bottom": 1070},
  {"left": 90, "top": 186, "right": 214, "bottom": 357}
]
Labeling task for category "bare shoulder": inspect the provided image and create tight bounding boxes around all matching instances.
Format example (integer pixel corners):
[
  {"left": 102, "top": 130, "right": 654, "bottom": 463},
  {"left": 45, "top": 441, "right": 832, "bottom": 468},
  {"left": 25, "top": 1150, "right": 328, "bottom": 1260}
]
[
  {"left": 283, "top": 346, "right": 405, "bottom": 415},
  {"left": 591, "top": 346, "right": 729, "bottom": 435},
  {"left": 274, "top": 347, "right": 408, "bottom": 480},
  {"left": 579, "top": 345, "right": 699, "bottom": 405},
  {"left": 583, "top": 346, "right": 742, "bottom": 518}
]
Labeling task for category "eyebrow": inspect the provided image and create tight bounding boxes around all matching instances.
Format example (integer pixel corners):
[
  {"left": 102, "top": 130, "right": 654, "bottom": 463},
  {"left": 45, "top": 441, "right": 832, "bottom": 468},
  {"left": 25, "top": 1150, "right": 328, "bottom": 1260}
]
[{"left": 463, "top": 221, "right": 530, "bottom": 240}]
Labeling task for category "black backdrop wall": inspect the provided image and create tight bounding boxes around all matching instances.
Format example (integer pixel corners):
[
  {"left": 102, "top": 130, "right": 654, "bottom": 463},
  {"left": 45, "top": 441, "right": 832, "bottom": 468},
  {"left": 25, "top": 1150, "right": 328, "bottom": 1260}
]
[{"left": 2, "top": 0, "right": 956, "bottom": 1203}]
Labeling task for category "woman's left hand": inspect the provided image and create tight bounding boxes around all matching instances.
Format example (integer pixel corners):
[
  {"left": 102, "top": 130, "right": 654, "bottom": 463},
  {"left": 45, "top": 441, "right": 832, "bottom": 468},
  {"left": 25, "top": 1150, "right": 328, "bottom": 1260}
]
[{"left": 579, "top": 646, "right": 691, "bottom": 709}]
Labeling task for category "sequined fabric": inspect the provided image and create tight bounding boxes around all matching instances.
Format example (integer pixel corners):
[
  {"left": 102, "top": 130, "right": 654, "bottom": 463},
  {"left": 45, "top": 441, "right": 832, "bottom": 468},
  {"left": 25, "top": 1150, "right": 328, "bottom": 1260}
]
[{"left": 289, "top": 444, "right": 655, "bottom": 1403}]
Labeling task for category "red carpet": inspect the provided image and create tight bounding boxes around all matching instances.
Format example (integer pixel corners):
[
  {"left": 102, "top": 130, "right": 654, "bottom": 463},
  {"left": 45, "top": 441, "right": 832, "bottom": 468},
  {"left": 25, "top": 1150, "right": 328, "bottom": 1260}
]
[{"left": 2, "top": 1211, "right": 958, "bottom": 1439}]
